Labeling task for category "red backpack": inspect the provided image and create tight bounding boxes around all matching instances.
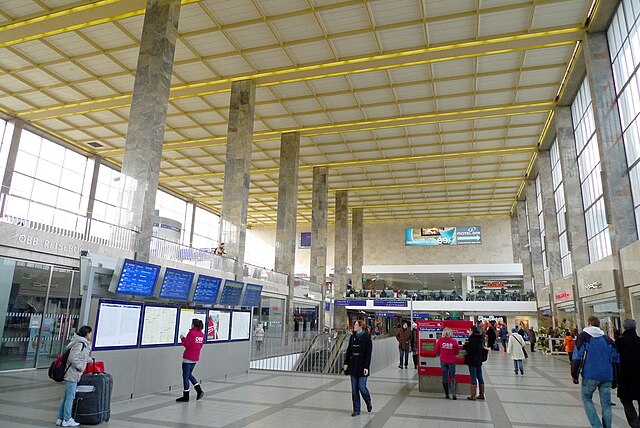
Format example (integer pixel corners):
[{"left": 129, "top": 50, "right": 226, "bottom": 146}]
[{"left": 48, "top": 343, "right": 84, "bottom": 382}]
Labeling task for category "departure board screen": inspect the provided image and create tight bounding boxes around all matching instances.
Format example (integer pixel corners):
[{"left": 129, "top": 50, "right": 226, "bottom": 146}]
[
  {"left": 192, "top": 274, "right": 223, "bottom": 304},
  {"left": 241, "top": 284, "right": 262, "bottom": 307},
  {"left": 158, "top": 268, "right": 194, "bottom": 301},
  {"left": 219, "top": 280, "right": 244, "bottom": 306},
  {"left": 114, "top": 259, "right": 161, "bottom": 297}
]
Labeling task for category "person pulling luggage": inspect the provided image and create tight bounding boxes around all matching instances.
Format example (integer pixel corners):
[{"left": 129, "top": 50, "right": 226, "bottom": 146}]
[{"left": 56, "top": 325, "right": 93, "bottom": 427}]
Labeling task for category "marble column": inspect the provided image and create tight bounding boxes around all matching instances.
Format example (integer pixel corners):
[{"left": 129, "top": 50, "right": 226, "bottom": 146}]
[
  {"left": 274, "top": 132, "right": 300, "bottom": 337},
  {"left": 333, "top": 190, "right": 349, "bottom": 329},
  {"left": 218, "top": 80, "right": 256, "bottom": 280},
  {"left": 310, "top": 167, "right": 328, "bottom": 331},
  {"left": 0, "top": 118, "right": 22, "bottom": 217},
  {"left": 537, "top": 152, "right": 562, "bottom": 323},
  {"left": 511, "top": 211, "right": 520, "bottom": 263},
  {"left": 351, "top": 208, "right": 364, "bottom": 291},
  {"left": 525, "top": 181, "right": 549, "bottom": 321},
  {"left": 84, "top": 155, "right": 101, "bottom": 237},
  {"left": 584, "top": 32, "right": 636, "bottom": 319},
  {"left": 555, "top": 107, "right": 587, "bottom": 328},
  {"left": 516, "top": 201, "right": 533, "bottom": 291},
  {"left": 119, "top": 0, "right": 181, "bottom": 262}
]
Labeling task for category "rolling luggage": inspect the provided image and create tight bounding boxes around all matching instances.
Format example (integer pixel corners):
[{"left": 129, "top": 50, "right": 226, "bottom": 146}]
[{"left": 72, "top": 372, "right": 113, "bottom": 425}]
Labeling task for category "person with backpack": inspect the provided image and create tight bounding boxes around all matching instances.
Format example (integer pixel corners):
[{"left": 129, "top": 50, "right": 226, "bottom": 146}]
[
  {"left": 571, "top": 316, "right": 620, "bottom": 428},
  {"left": 56, "top": 325, "right": 92, "bottom": 427},
  {"left": 176, "top": 318, "right": 205, "bottom": 402}
]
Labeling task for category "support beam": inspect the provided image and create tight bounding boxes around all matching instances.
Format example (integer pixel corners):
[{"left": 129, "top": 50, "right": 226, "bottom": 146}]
[
  {"left": 310, "top": 166, "right": 328, "bottom": 331},
  {"left": 333, "top": 190, "right": 349, "bottom": 329},
  {"left": 0, "top": 118, "right": 22, "bottom": 217},
  {"left": 351, "top": 208, "right": 364, "bottom": 291}
]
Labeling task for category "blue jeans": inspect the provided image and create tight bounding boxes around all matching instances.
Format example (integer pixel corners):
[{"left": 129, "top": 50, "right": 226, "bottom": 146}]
[
  {"left": 468, "top": 366, "right": 484, "bottom": 385},
  {"left": 441, "top": 362, "right": 456, "bottom": 383},
  {"left": 513, "top": 359, "right": 523, "bottom": 373},
  {"left": 182, "top": 362, "right": 198, "bottom": 391},
  {"left": 350, "top": 375, "right": 371, "bottom": 414},
  {"left": 398, "top": 349, "right": 409, "bottom": 367},
  {"left": 581, "top": 379, "right": 612, "bottom": 428},
  {"left": 58, "top": 381, "right": 77, "bottom": 421}
]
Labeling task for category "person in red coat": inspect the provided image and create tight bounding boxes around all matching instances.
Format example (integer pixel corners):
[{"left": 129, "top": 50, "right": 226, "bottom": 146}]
[{"left": 176, "top": 318, "right": 205, "bottom": 402}]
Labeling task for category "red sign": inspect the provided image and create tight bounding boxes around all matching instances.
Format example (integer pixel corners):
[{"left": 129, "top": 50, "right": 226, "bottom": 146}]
[
  {"left": 484, "top": 281, "right": 506, "bottom": 288},
  {"left": 555, "top": 292, "right": 572, "bottom": 300}
]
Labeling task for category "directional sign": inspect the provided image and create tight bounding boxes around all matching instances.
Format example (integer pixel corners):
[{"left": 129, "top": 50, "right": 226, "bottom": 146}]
[
  {"left": 334, "top": 299, "right": 366, "bottom": 307},
  {"left": 455, "top": 226, "right": 482, "bottom": 245}
]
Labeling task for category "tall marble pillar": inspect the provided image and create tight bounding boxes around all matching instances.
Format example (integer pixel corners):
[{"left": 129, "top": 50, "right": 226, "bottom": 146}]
[
  {"left": 584, "top": 32, "right": 636, "bottom": 319},
  {"left": 84, "top": 155, "right": 101, "bottom": 237},
  {"left": 0, "top": 119, "right": 21, "bottom": 216},
  {"left": 274, "top": 132, "right": 300, "bottom": 337},
  {"left": 333, "top": 190, "right": 349, "bottom": 329},
  {"left": 516, "top": 201, "right": 533, "bottom": 291},
  {"left": 525, "top": 180, "right": 550, "bottom": 322},
  {"left": 218, "top": 80, "right": 256, "bottom": 280},
  {"left": 310, "top": 167, "right": 328, "bottom": 331},
  {"left": 537, "top": 152, "right": 562, "bottom": 323},
  {"left": 119, "top": 0, "right": 181, "bottom": 262},
  {"left": 510, "top": 212, "right": 520, "bottom": 263},
  {"left": 351, "top": 208, "right": 364, "bottom": 291},
  {"left": 556, "top": 107, "right": 587, "bottom": 328}
]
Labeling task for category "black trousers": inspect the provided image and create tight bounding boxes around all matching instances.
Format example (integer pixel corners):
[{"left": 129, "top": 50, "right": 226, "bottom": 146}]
[{"left": 620, "top": 398, "right": 640, "bottom": 428}]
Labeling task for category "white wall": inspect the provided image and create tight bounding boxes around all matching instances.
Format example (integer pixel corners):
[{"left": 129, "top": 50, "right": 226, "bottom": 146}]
[{"left": 246, "top": 216, "right": 514, "bottom": 277}]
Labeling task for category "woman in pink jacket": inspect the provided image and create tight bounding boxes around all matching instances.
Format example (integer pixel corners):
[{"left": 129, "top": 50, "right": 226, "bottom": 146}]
[
  {"left": 176, "top": 318, "right": 205, "bottom": 402},
  {"left": 436, "top": 327, "right": 460, "bottom": 400}
]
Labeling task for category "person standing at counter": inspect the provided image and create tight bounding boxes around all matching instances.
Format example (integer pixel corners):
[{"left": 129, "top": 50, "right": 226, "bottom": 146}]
[
  {"left": 436, "top": 327, "right": 460, "bottom": 400},
  {"left": 177, "top": 319, "right": 205, "bottom": 402},
  {"left": 396, "top": 322, "right": 412, "bottom": 369},
  {"left": 343, "top": 320, "right": 373, "bottom": 417},
  {"left": 411, "top": 322, "right": 419, "bottom": 369},
  {"left": 464, "top": 325, "right": 488, "bottom": 401}
]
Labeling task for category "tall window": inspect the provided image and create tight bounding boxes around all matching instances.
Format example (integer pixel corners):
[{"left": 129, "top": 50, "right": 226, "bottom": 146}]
[
  {"left": 571, "top": 79, "right": 611, "bottom": 263},
  {"left": 535, "top": 175, "right": 550, "bottom": 286},
  {"left": 550, "top": 140, "right": 572, "bottom": 276},
  {"left": 92, "top": 163, "right": 121, "bottom": 225},
  {"left": 9, "top": 130, "right": 94, "bottom": 232},
  {"left": 524, "top": 199, "right": 534, "bottom": 292},
  {"left": 0, "top": 118, "right": 14, "bottom": 185},
  {"left": 608, "top": 0, "right": 640, "bottom": 236},
  {"left": 155, "top": 190, "right": 191, "bottom": 244},
  {"left": 192, "top": 206, "right": 220, "bottom": 250}
]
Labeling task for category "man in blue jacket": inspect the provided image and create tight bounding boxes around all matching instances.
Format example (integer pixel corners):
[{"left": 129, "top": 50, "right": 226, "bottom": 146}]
[{"left": 571, "top": 316, "right": 620, "bottom": 428}]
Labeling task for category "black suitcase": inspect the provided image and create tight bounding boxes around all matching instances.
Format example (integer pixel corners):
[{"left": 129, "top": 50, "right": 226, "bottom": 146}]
[{"left": 72, "top": 372, "right": 113, "bottom": 425}]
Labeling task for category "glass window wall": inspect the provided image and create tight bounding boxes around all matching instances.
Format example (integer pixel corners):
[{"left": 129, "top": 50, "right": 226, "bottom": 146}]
[
  {"left": 550, "top": 139, "right": 573, "bottom": 276},
  {"left": 535, "top": 175, "right": 550, "bottom": 286}
]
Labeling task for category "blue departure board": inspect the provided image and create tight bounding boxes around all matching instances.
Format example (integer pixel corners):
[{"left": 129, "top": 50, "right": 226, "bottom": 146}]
[
  {"left": 193, "top": 274, "right": 223, "bottom": 304},
  {"left": 158, "top": 268, "right": 194, "bottom": 301},
  {"left": 241, "top": 283, "right": 262, "bottom": 307},
  {"left": 219, "top": 280, "right": 245, "bottom": 306},
  {"left": 114, "top": 259, "right": 161, "bottom": 297}
]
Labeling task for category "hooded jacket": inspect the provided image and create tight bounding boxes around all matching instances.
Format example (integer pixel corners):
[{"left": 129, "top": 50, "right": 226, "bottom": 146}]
[
  {"left": 571, "top": 326, "right": 619, "bottom": 382},
  {"left": 615, "top": 329, "right": 640, "bottom": 399},
  {"left": 64, "top": 334, "right": 92, "bottom": 383}
]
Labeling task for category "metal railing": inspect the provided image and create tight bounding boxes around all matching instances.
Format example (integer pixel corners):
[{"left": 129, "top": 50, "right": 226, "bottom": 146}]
[
  {"left": 150, "top": 235, "right": 238, "bottom": 273},
  {"left": 244, "top": 261, "right": 287, "bottom": 286}
]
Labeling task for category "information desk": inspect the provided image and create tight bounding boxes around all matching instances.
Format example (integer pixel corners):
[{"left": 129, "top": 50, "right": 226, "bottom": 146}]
[{"left": 94, "top": 301, "right": 143, "bottom": 350}]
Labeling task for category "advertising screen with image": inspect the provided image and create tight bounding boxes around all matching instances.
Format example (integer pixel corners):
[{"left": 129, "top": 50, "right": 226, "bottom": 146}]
[
  {"left": 231, "top": 311, "right": 251, "bottom": 340},
  {"left": 158, "top": 268, "right": 195, "bottom": 301},
  {"left": 140, "top": 305, "right": 178, "bottom": 346},
  {"left": 206, "top": 310, "right": 230, "bottom": 342},
  {"left": 192, "top": 274, "right": 222, "bottom": 304},
  {"left": 94, "top": 301, "right": 142, "bottom": 350},
  {"left": 405, "top": 226, "right": 482, "bottom": 246},
  {"left": 219, "top": 280, "right": 244, "bottom": 306},
  {"left": 299, "top": 232, "right": 311, "bottom": 248},
  {"left": 111, "top": 259, "right": 161, "bottom": 297},
  {"left": 177, "top": 308, "right": 207, "bottom": 344}
]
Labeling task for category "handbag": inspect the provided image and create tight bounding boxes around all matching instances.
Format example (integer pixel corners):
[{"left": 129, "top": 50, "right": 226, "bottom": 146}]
[
  {"left": 83, "top": 359, "right": 105, "bottom": 374},
  {"left": 481, "top": 348, "right": 489, "bottom": 362},
  {"left": 514, "top": 336, "right": 528, "bottom": 359}
]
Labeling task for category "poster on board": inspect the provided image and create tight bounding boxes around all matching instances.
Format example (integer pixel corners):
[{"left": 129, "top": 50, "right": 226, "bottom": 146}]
[
  {"left": 94, "top": 301, "right": 142, "bottom": 349},
  {"left": 177, "top": 308, "right": 207, "bottom": 343},
  {"left": 140, "top": 305, "right": 178, "bottom": 346},
  {"left": 231, "top": 311, "right": 251, "bottom": 340},
  {"left": 206, "top": 310, "right": 230, "bottom": 342}
]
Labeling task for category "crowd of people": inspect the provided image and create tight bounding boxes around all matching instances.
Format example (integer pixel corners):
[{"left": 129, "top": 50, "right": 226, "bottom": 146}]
[{"left": 344, "top": 287, "right": 535, "bottom": 302}]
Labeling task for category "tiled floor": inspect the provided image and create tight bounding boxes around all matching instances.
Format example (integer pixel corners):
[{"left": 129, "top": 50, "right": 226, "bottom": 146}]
[{"left": 0, "top": 350, "right": 631, "bottom": 427}]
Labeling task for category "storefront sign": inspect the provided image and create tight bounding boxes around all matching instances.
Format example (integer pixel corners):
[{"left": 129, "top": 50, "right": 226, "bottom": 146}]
[
  {"left": 16, "top": 233, "right": 80, "bottom": 255},
  {"left": 555, "top": 291, "right": 572, "bottom": 299},
  {"left": 585, "top": 282, "right": 602, "bottom": 290},
  {"left": 374, "top": 300, "right": 408, "bottom": 307},
  {"left": 334, "top": 299, "right": 366, "bottom": 307},
  {"left": 484, "top": 281, "right": 505, "bottom": 288}
]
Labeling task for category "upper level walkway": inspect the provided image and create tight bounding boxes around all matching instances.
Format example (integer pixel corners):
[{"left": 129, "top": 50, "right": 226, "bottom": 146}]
[{"left": 0, "top": 351, "right": 629, "bottom": 427}]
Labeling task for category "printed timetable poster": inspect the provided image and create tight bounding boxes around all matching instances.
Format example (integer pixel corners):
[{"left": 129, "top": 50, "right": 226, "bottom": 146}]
[
  {"left": 207, "top": 310, "right": 230, "bottom": 342},
  {"left": 177, "top": 308, "right": 207, "bottom": 344},
  {"left": 405, "top": 226, "right": 482, "bottom": 246}
]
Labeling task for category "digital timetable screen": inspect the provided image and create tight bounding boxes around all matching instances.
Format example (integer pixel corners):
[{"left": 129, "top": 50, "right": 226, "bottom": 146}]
[
  {"left": 192, "top": 274, "right": 222, "bottom": 304},
  {"left": 241, "top": 284, "right": 262, "bottom": 307},
  {"left": 112, "top": 259, "right": 161, "bottom": 297},
  {"left": 158, "top": 268, "right": 194, "bottom": 301},
  {"left": 219, "top": 280, "right": 244, "bottom": 306}
]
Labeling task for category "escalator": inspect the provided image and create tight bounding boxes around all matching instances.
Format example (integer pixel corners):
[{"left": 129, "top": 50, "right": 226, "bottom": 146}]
[{"left": 295, "top": 331, "right": 349, "bottom": 374}]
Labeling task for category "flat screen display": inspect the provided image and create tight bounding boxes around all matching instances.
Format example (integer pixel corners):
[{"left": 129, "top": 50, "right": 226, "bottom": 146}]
[
  {"left": 140, "top": 305, "right": 178, "bottom": 346},
  {"left": 113, "top": 259, "right": 161, "bottom": 297},
  {"left": 177, "top": 308, "right": 207, "bottom": 344},
  {"left": 219, "top": 280, "right": 244, "bottom": 306},
  {"left": 299, "top": 232, "right": 311, "bottom": 248},
  {"left": 241, "top": 284, "right": 262, "bottom": 307},
  {"left": 207, "top": 310, "right": 230, "bottom": 342},
  {"left": 158, "top": 268, "right": 194, "bottom": 301},
  {"left": 231, "top": 311, "right": 251, "bottom": 340},
  {"left": 94, "top": 301, "right": 142, "bottom": 349},
  {"left": 192, "top": 274, "right": 222, "bottom": 304},
  {"left": 421, "top": 341, "right": 435, "bottom": 352}
]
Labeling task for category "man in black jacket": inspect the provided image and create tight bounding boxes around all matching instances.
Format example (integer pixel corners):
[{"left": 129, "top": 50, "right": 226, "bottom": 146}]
[{"left": 616, "top": 319, "right": 640, "bottom": 428}]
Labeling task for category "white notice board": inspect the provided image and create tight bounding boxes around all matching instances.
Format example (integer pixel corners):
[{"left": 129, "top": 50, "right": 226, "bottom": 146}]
[
  {"left": 207, "top": 310, "right": 230, "bottom": 342},
  {"left": 94, "top": 301, "right": 142, "bottom": 350},
  {"left": 231, "top": 311, "right": 251, "bottom": 341},
  {"left": 177, "top": 308, "right": 207, "bottom": 343},
  {"left": 141, "top": 305, "right": 178, "bottom": 346}
]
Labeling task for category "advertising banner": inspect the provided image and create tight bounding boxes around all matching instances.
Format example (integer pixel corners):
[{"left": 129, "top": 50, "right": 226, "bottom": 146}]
[{"left": 405, "top": 226, "right": 482, "bottom": 246}]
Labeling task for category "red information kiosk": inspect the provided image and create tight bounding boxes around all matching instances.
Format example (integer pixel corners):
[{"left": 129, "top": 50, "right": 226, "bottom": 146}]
[{"left": 417, "top": 319, "right": 472, "bottom": 392}]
